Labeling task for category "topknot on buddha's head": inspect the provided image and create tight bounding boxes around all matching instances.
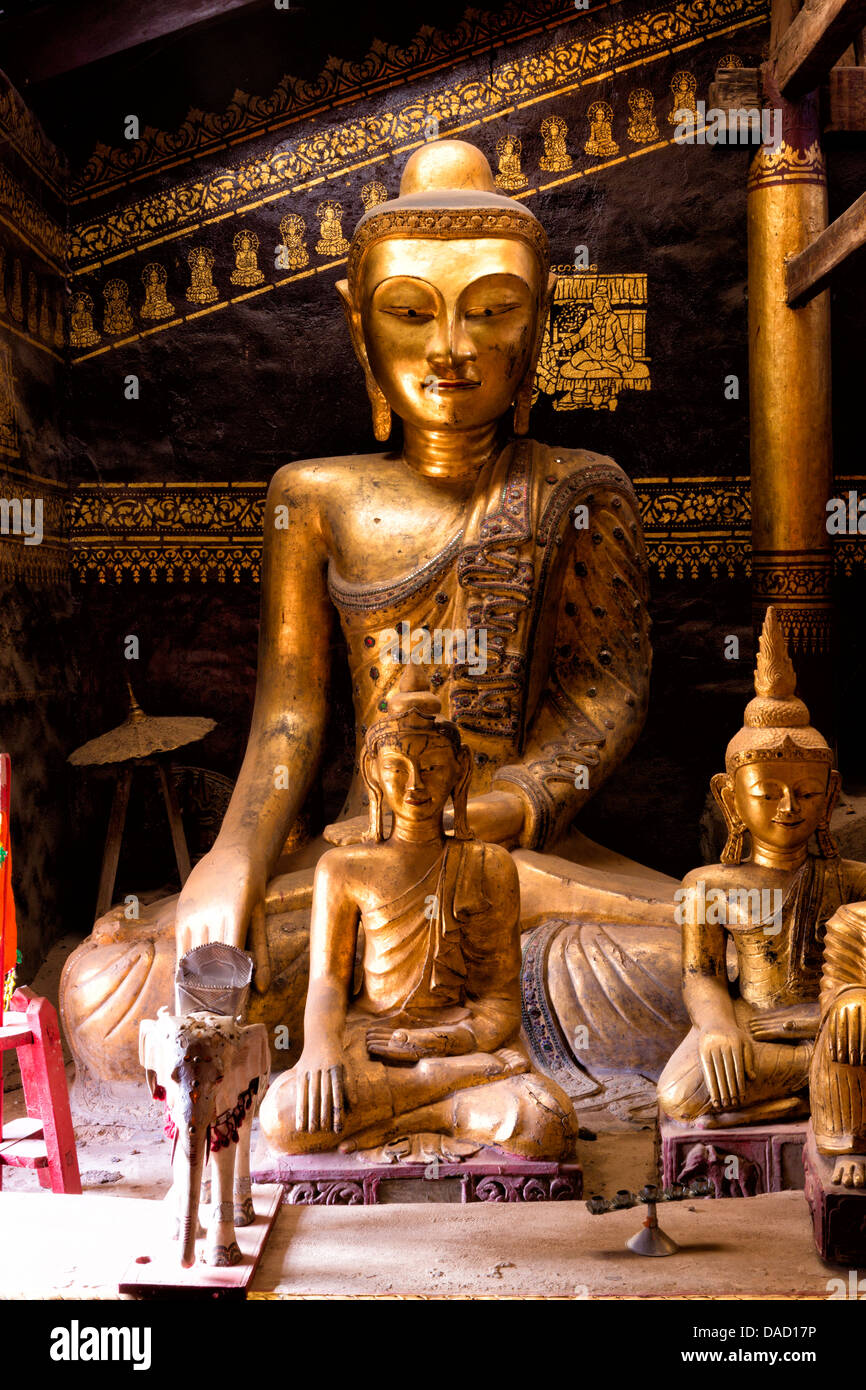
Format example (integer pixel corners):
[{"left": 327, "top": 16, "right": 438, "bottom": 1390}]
[{"left": 398, "top": 140, "right": 498, "bottom": 197}]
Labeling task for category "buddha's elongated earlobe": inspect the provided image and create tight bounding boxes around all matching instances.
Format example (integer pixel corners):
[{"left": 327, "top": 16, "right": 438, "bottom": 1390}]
[
  {"left": 450, "top": 747, "right": 474, "bottom": 841},
  {"left": 513, "top": 270, "right": 556, "bottom": 436},
  {"left": 711, "top": 772, "right": 746, "bottom": 865},
  {"left": 336, "top": 279, "right": 392, "bottom": 442},
  {"left": 360, "top": 750, "right": 386, "bottom": 842},
  {"left": 817, "top": 769, "right": 842, "bottom": 859}
]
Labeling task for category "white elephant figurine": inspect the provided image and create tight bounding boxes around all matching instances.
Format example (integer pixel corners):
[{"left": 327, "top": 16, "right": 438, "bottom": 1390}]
[{"left": 139, "top": 1008, "right": 270, "bottom": 1268}]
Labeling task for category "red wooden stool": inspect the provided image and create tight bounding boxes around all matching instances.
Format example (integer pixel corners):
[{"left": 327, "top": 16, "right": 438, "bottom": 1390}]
[{"left": 0, "top": 755, "right": 80, "bottom": 1193}]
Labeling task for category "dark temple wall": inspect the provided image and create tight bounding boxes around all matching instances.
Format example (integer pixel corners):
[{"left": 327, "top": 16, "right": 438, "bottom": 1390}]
[{"left": 0, "top": 75, "right": 78, "bottom": 974}]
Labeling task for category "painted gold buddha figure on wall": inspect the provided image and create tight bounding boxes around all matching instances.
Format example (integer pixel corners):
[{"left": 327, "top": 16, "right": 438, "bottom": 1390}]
[
  {"left": 259, "top": 666, "right": 576, "bottom": 1159},
  {"left": 61, "top": 139, "right": 687, "bottom": 1104},
  {"left": 659, "top": 608, "right": 866, "bottom": 1127}
]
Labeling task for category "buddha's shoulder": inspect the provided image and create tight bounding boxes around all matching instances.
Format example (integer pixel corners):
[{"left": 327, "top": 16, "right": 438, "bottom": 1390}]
[
  {"left": 268, "top": 452, "right": 394, "bottom": 500},
  {"left": 529, "top": 440, "right": 635, "bottom": 497}
]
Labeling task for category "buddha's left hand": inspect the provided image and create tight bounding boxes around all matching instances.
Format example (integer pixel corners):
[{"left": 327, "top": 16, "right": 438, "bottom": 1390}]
[
  {"left": 444, "top": 791, "right": 524, "bottom": 845},
  {"left": 366, "top": 1023, "right": 476, "bottom": 1061},
  {"left": 748, "top": 1002, "right": 820, "bottom": 1042}
]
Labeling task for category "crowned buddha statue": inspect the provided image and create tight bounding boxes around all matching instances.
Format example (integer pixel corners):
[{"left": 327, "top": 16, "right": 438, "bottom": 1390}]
[
  {"left": 260, "top": 665, "right": 577, "bottom": 1159},
  {"left": 810, "top": 902, "right": 866, "bottom": 1187},
  {"left": 658, "top": 609, "right": 866, "bottom": 1128},
  {"left": 60, "top": 139, "right": 687, "bottom": 1110}
]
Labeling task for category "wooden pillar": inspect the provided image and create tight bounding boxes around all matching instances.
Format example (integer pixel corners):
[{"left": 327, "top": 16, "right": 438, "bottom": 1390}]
[{"left": 748, "top": 50, "right": 833, "bottom": 722}]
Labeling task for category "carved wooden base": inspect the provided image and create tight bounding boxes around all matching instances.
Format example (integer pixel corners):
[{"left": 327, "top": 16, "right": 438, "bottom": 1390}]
[
  {"left": 251, "top": 1147, "right": 583, "bottom": 1205},
  {"left": 803, "top": 1123, "right": 866, "bottom": 1266},
  {"left": 661, "top": 1116, "right": 808, "bottom": 1196}
]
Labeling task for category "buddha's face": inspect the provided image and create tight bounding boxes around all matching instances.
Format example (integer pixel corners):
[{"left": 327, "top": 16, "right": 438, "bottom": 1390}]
[
  {"left": 358, "top": 237, "right": 543, "bottom": 431},
  {"left": 373, "top": 732, "right": 463, "bottom": 827},
  {"left": 732, "top": 759, "right": 829, "bottom": 854}
]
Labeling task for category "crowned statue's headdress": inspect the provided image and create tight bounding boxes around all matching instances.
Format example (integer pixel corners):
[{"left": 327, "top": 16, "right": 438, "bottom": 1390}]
[
  {"left": 362, "top": 664, "right": 473, "bottom": 843},
  {"left": 724, "top": 607, "right": 833, "bottom": 772},
  {"left": 713, "top": 607, "right": 838, "bottom": 863},
  {"left": 346, "top": 139, "right": 550, "bottom": 293}
]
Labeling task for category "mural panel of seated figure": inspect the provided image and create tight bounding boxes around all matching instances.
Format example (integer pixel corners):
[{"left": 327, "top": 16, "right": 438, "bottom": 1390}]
[
  {"left": 259, "top": 666, "right": 578, "bottom": 1161},
  {"left": 557, "top": 287, "right": 650, "bottom": 410},
  {"left": 659, "top": 608, "right": 866, "bottom": 1128}
]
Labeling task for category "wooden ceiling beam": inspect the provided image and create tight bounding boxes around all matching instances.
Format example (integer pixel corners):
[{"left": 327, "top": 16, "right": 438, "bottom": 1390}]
[
  {"left": 774, "top": 0, "right": 866, "bottom": 98},
  {"left": 786, "top": 188, "right": 866, "bottom": 303},
  {"left": 0, "top": 0, "right": 273, "bottom": 86}
]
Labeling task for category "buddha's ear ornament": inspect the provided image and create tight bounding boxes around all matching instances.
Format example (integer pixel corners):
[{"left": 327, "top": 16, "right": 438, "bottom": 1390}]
[
  {"left": 817, "top": 768, "right": 842, "bottom": 860},
  {"left": 711, "top": 772, "right": 746, "bottom": 865},
  {"left": 513, "top": 270, "right": 557, "bottom": 437},
  {"left": 336, "top": 278, "right": 392, "bottom": 443},
  {"left": 450, "top": 745, "right": 474, "bottom": 841},
  {"left": 360, "top": 749, "right": 387, "bottom": 843}
]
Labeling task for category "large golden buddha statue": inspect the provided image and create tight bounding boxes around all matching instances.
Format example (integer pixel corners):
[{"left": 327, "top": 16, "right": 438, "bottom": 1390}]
[
  {"left": 60, "top": 140, "right": 685, "bottom": 1105},
  {"left": 659, "top": 609, "right": 866, "bottom": 1127}
]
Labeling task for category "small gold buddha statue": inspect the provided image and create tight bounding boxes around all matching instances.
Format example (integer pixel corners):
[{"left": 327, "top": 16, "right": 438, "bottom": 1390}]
[
  {"left": 61, "top": 139, "right": 683, "bottom": 1105},
  {"left": 584, "top": 102, "right": 619, "bottom": 158},
  {"left": 103, "top": 279, "right": 134, "bottom": 335},
  {"left": 279, "top": 215, "right": 308, "bottom": 270},
  {"left": 187, "top": 247, "right": 219, "bottom": 303},
  {"left": 494, "top": 135, "right": 528, "bottom": 190},
  {"left": 69, "top": 292, "right": 100, "bottom": 348},
  {"left": 141, "top": 263, "right": 174, "bottom": 321},
  {"left": 230, "top": 231, "right": 264, "bottom": 288},
  {"left": 539, "top": 117, "right": 572, "bottom": 172},
  {"left": 627, "top": 90, "right": 659, "bottom": 144},
  {"left": 658, "top": 609, "right": 866, "bottom": 1127},
  {"left": 260, "top": 666, "right": 577, "bottom": 1159},
  {"left": 315, "top": 201, "right": 349, "bottom": 257},
  {"left": 810, "top": 903, "right": 866, "bottom": 1186},
  {"left": 667, "top": 71, "right": 697, "bottom": 127}
]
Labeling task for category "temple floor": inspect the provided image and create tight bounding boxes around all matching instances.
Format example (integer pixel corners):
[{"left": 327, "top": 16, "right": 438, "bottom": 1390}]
[{"left": 0, "top": 935, "right": 854, "bottom": 1298}]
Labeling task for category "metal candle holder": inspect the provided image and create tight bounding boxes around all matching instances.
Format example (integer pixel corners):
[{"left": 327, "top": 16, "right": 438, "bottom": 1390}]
[{"left": 586, "top": 1177, "right": 714, "bottom": 1256}]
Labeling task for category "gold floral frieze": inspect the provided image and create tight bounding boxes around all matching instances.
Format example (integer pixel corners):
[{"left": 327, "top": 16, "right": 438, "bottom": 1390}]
[
  {"left": 0, "top": 70, "right": 67, "bottom": 198},
  {"left": 68, "top": 477, "right": 756, "bottom": 584},
  {"left": 68, "top": 0, "right": 769, "bottom": 205},
  {"left": 68, "top": 0, "right": 768, "bottom": 272},
  {"left": 0, "top": 166, "right": 66, "bottom": 270}
]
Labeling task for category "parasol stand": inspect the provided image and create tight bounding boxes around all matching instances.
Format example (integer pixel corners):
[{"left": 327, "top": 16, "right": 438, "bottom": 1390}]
[{"left": 68, "top": 680, "right": 216, "bottom": 920}]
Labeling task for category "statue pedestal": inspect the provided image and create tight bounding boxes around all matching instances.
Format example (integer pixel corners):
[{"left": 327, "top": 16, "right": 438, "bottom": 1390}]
[
  {"left": 661, "top": 1116, "right": 808, "bottom": 1196},
  {"left": 803, "top": 1123, "right": 866, "bottom": 1265},
  {"left": 251, "top": 1146, "right": 583, "bottom": 1205}
]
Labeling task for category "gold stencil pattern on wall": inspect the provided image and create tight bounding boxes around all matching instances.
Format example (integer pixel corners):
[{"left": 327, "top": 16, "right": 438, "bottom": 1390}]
[
  {"left": 718, "top": 52, "right": 744, "bottom": 65},
  {"left": 360, "top": 181, "right": 389, "bottom": 210},
  {"left": 10, "top": 260, "right": 23, "bottom": 323},
  {"left": 628, "top": 90, "right": 660, "bottom": 143},
  {"left": 230, "top": 230, "right": 264, "bottom": 286},
  {"left": 38, "top": 286, "right": 53, "bottom": 341},
  {"left": 315, "top": 201, "right": 349, "bottom": 256},
  {"left": 0, "top": 247, "right": 6, "bottom": 316},
  {"left": 0, "top": 348, "right": 19, "bottom": 457},
  {"left": 141, "top": 263, "right": 174, "bottom": 320},
  {"left": 494, "top": 135, "right": 528, "bottom": 190},
  {"left": 68, "top": 0, "right": 768, "bottom": 269},
  {"left": 187, "top": 247, "right": 219, "bottom": 302},
  {"left": 539, "top": 117, "right": 572, "bottom": 172},
  {"left": 536, "top": 267, "right": 650, "bottom": 411},
  {"left": 66, "top": 476, "right": 770, "bottom": 584},
  {"left": 278, "top": 214, "right": 308, "bottom": 269},
  {"left": 54, "top": 291, "right": 65, "bottom": 348},
  {"left": 0, "top": 70, "right": 67, "bottom": 197},
  {"left": 70, "top": 291, "right": 100, "bottom": 348},
  {"left": 0, "top": 164, "right": 65, "bottom": 267},
  {"left": 103, "top": 279, "right": 134, "bottom": 334},
  {"left": 668, "top": 70, "right": 698, "bottom": 124},
  {"left": 584, "top": 102, "right": 619, "bottom": 157}
]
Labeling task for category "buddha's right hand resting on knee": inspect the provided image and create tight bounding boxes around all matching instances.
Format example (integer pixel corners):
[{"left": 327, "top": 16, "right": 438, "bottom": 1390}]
[
  {"left": 698, "top": 1023, "right": 755, "bottom": 1111},
  {"left": 174, "top": 846, "right": 266, "bottom": 955}
]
